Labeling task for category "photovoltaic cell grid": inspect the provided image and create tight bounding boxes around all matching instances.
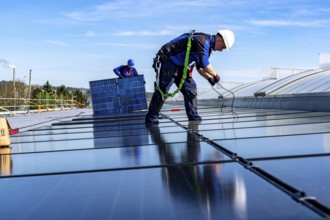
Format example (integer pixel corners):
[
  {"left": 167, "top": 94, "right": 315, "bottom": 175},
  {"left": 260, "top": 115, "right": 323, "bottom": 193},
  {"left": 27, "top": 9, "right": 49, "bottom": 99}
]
[
  {"left": 89, "top": 75, "right": 147, "bottom": 116},
  {"left": 118, "top": 76, "right": 148, "bottom": 113},
  {"left": 89, "top": 78, "right": 119, "bottom": 115},
  {"left": 2, "top": 105, "right": 330, "bottom": 219}
]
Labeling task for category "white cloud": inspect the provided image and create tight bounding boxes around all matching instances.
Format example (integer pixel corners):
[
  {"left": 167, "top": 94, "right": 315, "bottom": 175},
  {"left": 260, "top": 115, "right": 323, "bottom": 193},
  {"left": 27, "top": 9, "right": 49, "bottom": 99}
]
[{"left": 249, "top": 19, "right": 330, "bottom": 27}]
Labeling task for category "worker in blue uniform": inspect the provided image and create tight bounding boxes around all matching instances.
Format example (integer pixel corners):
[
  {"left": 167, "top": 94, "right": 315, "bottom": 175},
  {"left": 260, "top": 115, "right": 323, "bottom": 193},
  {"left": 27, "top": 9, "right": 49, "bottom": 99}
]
[
  {"left": 145, "top": 29, "right": 235, "bottom": 124},
  {"left": 113, "top": 59, "right": 139, "bottom": 78}
]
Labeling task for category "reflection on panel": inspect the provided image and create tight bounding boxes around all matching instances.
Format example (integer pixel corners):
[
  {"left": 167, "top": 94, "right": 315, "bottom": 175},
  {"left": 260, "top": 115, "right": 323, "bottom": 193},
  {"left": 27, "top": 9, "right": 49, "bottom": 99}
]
[
  {"left": 218, "top": 133, "right": 330, "bottom": 158},
  {"left": 93, "top": 121, "right": 149, "bottom": 148},
  {"left": 0, "top": 147, "right": 12, "bottom": 176},
  {"left": 256, "top": 156, "right": 330, "bottom": 207},
  {"left": 0, "top": 163, "right": 319, "bottom": 220},
  {"left": 0, "top": 142, "right": 232, "bottom": 177}
]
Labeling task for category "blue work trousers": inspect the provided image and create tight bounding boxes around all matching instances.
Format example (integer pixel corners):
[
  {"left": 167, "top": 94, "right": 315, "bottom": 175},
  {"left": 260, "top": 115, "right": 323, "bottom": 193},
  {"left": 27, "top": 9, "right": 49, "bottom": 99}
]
[{"left": 146, "top": 60, "right": 201, "bottom": 123}]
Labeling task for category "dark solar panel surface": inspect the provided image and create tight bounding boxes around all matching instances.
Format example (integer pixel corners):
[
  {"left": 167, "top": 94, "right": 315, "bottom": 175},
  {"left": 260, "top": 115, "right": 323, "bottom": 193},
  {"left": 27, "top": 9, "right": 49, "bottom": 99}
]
[
  {"left": 89, "top": 75, "right": 147, "bottom": 116},
  {"left": 2, "top": 105, "right": 330, "bottom": 219}
]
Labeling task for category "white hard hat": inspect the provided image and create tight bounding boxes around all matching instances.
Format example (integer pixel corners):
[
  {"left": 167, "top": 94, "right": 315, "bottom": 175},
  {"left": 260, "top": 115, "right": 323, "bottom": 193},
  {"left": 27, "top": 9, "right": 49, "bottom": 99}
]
[{"left": 218, "top": 29, "right": 235, "bottom": 51}]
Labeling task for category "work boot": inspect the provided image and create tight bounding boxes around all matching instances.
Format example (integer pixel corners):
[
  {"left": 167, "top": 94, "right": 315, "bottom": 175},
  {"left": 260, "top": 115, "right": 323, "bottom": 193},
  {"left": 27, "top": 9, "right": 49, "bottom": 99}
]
[{"left": 145, "top": 113, "right": 159, "bottom": 124}]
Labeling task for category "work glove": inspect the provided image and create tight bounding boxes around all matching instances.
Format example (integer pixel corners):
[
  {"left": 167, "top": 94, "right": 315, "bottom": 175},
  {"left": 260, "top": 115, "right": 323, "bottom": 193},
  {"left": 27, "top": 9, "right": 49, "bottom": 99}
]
[
  {"left": 208, "top": 77, "right": 215, "bottom": 86},
  {"left": 119, "top": 75, "right": 123, "bottom": 79},
  {"left": 214, "top": 74, "right": 220, "bottom": 84}
]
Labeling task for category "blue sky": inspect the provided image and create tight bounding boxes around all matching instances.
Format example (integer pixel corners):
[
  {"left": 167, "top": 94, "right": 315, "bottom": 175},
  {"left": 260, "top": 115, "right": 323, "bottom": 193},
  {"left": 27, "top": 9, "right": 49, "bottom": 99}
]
[{"left": 1, "top": 0, "right": 329, "bottom": 91}]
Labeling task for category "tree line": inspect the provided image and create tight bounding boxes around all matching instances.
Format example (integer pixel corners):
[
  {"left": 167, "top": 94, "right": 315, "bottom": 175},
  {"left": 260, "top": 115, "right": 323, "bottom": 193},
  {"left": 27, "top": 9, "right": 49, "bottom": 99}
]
[{"left": 0, "top": 80, "right": 89, "bottom": 110}]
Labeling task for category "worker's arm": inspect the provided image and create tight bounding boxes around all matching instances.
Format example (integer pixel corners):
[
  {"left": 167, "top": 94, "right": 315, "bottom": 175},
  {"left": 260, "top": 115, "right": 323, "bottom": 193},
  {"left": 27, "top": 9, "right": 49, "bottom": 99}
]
[
  {"left": 197, "top": 64, "right": 220, "bottom": 86},
  {"left": 201, "top": 64, "right": 218, "bottom": 77},
  {"left": 113, "top": 66, "right": 123, "bottom": 78}
]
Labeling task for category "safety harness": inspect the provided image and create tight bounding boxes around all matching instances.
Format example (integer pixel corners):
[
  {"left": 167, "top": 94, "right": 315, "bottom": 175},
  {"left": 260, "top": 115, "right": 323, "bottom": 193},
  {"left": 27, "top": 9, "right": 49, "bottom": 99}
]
[{"left": 155, "top": 30, "right": 195, "bottom": 99}]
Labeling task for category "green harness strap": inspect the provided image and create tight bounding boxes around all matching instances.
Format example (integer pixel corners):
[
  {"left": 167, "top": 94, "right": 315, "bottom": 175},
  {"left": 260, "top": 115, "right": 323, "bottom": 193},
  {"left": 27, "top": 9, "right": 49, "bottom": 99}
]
[{"left": 155, "top": 34, "right": 193, "bottom": 99}]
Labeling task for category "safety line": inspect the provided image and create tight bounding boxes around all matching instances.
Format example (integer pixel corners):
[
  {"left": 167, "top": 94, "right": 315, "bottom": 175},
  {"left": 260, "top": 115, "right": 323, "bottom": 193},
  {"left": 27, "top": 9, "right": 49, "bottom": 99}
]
[
  {"left": 21, "top": 110, "right": 330, "bottom": 134},
  {"left": 13, "top": 116, "right": 330, "bottom": 139},
  {"left": 145, "top": 110, "right": 327, "bottom": 122},
  {"left": 36, "top": 116, "right": 330, "bottom": 137},
  {"left": 164, "top": 108, "right": 309, "bottom": 117},
  {"left": 73, "top": 114, "right": 146, "bottom": 121},
  {"left": 62, "top": 112, "right": 330, "bottom": 130},
  {"left": 164, "top": 110, "right": 318, "bottom": 120},
  {"left": 17, "top": 112, "right": 87, "bottom": 130},
  {"left": 71, "top": 112, "right": 146, "bottom": 121},
  {"left": 161, "top": 113, "right": 330, "bottom": 218},
  {"left": 51, "top": 117, "right": 147, "bottom": 126},
  {"left": 49, "top": 109, "right": 310, "bottom": 126},
  {"left": 11, "top": 119, "right": 330, "bottom": 145},
  {"left": 36, "top": 109, "right": 320, "bottom": 127}
]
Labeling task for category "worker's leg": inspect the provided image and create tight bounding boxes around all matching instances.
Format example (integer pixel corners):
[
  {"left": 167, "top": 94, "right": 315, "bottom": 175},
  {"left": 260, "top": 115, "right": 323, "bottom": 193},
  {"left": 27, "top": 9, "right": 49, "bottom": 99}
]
[
  {"left": 145, "top": 92, "right": 166, "bottom": 124},
  {"left": 177, "top": 77, "right": 202, "bottom": 121},
  {"left": 145, "top": 62, "right": 176, "bottom": 124}
]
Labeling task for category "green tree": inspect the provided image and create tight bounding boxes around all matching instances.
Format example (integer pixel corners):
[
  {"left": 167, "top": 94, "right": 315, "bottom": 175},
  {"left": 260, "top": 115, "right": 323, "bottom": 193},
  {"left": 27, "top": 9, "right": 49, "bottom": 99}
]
[
  {"left": 14, "top": 80, "right": 27, "bottom": 98},
  {"left": 31, "top": 87, "right": 42, "bottom": 99},
  {"left": 72, "top": 89, "right": 88, "bottom": 107},
  {"left": 1, "top": 80, "right": 89, "bottom": 110},
  {"left": 42, "top": 81, "right": 52, "bottom": 94},
  {"left": 56, "top": 85, "right": 69, "bottom": 99}
]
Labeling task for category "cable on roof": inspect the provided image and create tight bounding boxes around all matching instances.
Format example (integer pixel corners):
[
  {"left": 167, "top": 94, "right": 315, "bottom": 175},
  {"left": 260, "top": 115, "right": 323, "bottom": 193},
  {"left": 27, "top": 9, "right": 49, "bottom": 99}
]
[{"left": 212, "top": 83, "right": 238, "bottom": 118}]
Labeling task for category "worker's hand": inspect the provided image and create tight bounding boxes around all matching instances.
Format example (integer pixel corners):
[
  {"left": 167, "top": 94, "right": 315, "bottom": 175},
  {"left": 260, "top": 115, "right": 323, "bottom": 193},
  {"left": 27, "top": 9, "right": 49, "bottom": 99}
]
[
  {"left": 214, "top": 74, "right": 220, "bottom": 83},
  {"left": 119, "top": 75, "right": 123, "bottom": 79},
  {"left": 208, "top": 77, "right": 215, "bottom": 86}
]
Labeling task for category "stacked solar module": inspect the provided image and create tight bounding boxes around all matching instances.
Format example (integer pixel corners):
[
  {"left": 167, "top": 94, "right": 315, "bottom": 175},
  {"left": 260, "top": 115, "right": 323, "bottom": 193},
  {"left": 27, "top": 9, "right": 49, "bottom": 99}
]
[
  {"left": 2, "top": 105, "right": 330, "bottom": 219},
  {"left": 89, "top": 75, "right": 147, "bottom": 116},
  {"left": 90, "top": 78, "right": 119, "bottom": 115}
]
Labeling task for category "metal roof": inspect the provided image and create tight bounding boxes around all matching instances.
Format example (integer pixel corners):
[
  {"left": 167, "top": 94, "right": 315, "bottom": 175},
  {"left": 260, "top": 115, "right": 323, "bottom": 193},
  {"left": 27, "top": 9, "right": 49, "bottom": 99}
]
[
  {"left": 220, "top": 69, "right": 330, "bottom": 98},
  {"left": 2, "top": 105, "right": 330, "bottom": 219}
]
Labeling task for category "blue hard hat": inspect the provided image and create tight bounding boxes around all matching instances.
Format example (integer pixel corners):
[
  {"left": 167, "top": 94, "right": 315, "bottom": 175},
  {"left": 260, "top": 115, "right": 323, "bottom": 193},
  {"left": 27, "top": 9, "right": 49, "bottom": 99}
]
[{"left": 127, "top": 59, "right": 134, "bottom": 67}]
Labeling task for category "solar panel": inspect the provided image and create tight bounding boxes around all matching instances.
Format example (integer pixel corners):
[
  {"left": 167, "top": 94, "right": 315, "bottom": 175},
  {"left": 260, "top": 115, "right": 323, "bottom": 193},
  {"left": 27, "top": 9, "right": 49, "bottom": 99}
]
[
  {"left": 89, "top": 75, "right": 147, "bottom": 116},
  {"left": 118, "top": 76, "right": 148, "bottom": 113},
  {"left": 3, "top": 105, "right": 330, "bottom": 219}
]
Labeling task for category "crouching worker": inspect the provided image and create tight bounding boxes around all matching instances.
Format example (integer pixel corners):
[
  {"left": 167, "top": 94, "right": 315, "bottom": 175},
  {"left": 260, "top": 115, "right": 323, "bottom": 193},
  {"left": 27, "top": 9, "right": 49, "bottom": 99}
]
[
  {"left": 145, "top": 29, "right": 235, "bottom": 124},
  {"left": 113, "top": 59, "right": 139, "bottom": 78}
]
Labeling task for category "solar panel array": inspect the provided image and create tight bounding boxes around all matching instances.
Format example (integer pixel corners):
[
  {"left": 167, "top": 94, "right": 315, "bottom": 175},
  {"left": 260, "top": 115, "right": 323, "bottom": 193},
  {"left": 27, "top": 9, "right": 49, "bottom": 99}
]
[
  {"left": 2, "top": 104, "right": 330, "bottom": 219},
  {"left": 89, "top": 75, "right": 147, "bottom": 116}
]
